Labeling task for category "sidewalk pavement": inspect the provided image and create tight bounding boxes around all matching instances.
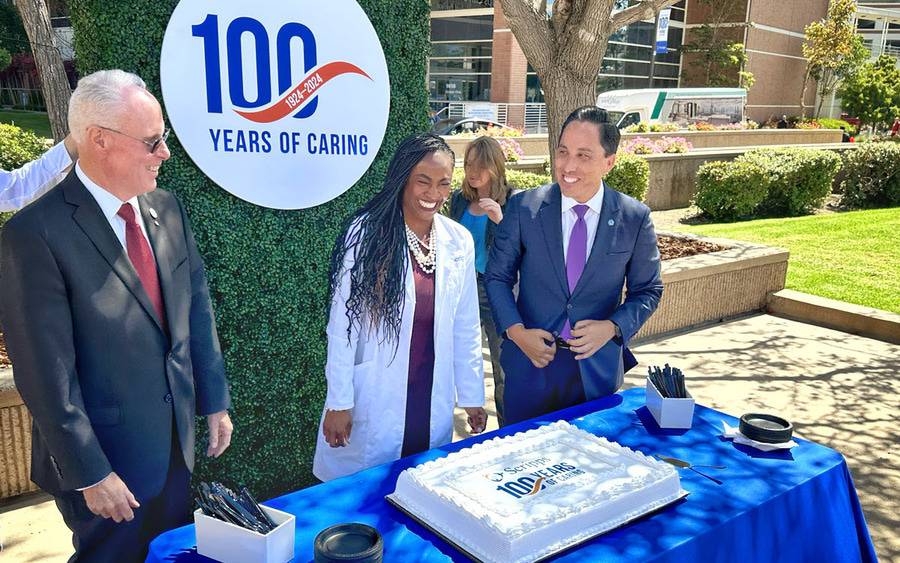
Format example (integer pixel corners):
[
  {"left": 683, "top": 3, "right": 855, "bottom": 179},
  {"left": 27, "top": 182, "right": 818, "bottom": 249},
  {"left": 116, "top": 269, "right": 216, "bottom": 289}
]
[{"left": 3, "top": 314, "right": 897, "bottom": 561}]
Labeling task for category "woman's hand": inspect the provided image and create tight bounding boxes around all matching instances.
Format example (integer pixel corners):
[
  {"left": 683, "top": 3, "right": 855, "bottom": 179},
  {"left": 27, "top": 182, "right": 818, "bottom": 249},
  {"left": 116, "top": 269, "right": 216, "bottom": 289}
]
[
  {"left": 323, "top": 409, "right": 353, "bottom": 447},
  {"left": 464, "top": 406, "right": 488, "bottom": 434},
  {"left": 478, "top": 198, "right": 503, "bottom": 224}
]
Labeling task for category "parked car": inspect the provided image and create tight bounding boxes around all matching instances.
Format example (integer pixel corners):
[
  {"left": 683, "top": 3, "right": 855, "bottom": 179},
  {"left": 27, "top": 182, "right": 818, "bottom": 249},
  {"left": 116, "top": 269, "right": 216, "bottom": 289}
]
[{"left": 432, "top": 118, "right": 516, "bottom": 136}]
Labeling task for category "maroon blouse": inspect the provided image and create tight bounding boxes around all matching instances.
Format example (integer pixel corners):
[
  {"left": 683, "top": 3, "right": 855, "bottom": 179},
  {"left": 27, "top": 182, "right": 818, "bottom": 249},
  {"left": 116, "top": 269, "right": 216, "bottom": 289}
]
[{"left": 401, "top": 254, "right": 436, "bottom": 457}]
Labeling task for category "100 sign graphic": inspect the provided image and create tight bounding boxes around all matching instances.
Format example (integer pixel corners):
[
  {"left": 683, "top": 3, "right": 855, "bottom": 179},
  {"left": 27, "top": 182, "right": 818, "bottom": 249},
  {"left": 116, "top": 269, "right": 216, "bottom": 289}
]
[{"left": 161, "top": 0, "right": 390, "bottom": 209}]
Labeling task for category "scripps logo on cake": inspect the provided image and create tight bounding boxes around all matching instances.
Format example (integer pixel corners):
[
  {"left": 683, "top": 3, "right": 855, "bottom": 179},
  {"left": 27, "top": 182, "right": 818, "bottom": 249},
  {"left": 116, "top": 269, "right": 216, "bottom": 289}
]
[
  {"left": 160, "top": 0, "right": 390, "bottom": 209},
  {"left": 488, "top": 457, "right": 585, "bottom": 500}
]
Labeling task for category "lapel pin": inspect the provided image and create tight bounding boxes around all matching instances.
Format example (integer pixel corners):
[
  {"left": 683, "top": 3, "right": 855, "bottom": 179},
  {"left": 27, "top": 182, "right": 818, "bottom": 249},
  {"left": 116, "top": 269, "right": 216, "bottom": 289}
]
[
  {"left": 149, "top": 207, "right": 158, "bottom": 219},
  {"left": 608, "top": 219, "right": 615, "bottom": 226}
]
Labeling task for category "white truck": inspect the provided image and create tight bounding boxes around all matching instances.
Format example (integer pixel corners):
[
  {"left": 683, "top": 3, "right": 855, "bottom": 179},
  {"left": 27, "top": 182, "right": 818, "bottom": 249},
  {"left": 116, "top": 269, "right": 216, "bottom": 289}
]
[{"left": 596, "top": 88, "right": 747, "bottom": 129}]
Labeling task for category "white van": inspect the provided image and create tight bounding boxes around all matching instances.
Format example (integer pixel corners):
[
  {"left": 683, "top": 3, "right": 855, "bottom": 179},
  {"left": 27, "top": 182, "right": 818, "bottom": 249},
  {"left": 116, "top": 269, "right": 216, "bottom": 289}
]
[{"left": 596, "top": 88, "right": 746, "bottom": 129}]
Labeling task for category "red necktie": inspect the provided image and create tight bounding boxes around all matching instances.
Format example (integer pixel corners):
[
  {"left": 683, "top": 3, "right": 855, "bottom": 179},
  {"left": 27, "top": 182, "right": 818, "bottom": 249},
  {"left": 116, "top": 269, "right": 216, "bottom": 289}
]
[{"left": 117, "top": 203, "right": 166, "bottom": 328}]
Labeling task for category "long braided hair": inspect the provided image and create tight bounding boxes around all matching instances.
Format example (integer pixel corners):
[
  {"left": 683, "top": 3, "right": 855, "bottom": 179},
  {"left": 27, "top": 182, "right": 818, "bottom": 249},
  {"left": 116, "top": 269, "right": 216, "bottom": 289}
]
[{"left": 328, "top": 133, "right": 455, "bottom": 348}]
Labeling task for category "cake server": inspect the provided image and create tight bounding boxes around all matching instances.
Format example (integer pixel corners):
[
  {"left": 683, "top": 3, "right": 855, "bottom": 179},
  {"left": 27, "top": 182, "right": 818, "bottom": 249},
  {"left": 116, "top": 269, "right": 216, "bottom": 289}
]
[{"left": 656, "top": 455, "right": 724, "bottom": 485}]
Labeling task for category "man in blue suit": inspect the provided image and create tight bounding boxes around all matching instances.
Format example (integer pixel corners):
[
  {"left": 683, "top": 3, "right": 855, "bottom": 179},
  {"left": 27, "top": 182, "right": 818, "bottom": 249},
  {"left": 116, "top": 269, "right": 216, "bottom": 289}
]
[{"left": 484, "top": 106, "right": 663, "bottom": 425}]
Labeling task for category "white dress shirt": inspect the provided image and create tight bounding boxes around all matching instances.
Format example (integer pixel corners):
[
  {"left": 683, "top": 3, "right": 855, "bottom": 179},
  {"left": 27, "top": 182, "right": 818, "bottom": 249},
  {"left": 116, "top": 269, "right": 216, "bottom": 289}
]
[
  {"left": 75, "top": 163, "right": 154, "bottom": 257},
  {"left": 561, "top": 181, "right": 604, "bottom": 262},
  {"left": 0, "top": 141, "right": 72, "bottom": 211}
]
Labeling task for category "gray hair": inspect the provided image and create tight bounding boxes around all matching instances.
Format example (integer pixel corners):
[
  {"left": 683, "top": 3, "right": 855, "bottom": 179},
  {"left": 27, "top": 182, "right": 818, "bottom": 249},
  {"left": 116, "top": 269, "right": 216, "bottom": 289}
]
[{"left": 68, "top": 70, "right": 147, "bottom": 143}]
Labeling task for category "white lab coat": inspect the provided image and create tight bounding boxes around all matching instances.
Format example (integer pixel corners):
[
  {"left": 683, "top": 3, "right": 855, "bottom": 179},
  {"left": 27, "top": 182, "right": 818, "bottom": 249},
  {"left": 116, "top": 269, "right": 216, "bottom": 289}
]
[{"left": 313, "top": 214, "right": 485, "bottom": 481}]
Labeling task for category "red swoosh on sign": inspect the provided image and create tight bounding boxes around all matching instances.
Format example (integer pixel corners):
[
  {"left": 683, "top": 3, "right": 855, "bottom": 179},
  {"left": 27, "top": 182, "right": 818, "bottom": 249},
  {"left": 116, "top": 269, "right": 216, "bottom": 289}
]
[
  {"left": 527, "top": 477, "right": 545, "bottom": 495},
  {"left": 234, "top": 61, "right": 371, "bottom": 123}
]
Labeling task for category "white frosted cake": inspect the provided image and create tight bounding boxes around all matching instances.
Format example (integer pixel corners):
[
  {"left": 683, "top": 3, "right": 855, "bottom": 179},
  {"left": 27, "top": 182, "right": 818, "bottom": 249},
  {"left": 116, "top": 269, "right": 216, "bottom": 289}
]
[{"left": 388, "top": 421, "right": 684, "bottom": 563}]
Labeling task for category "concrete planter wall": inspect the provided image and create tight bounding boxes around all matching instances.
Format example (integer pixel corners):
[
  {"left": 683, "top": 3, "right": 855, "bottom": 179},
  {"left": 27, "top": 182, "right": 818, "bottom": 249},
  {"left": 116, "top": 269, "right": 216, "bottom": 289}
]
[
  {"left": 635, "top": 233, "right": 789, "bottom": 341},
  {"left": 443, "top": 129, "right": 843, "bottom": 159},
  {"left": 0, "top": 369, "right": 38, "bottom": 499},
  {"left": 622, "top": 128, "right": 842, "bottom": 150},
  {"left": 642, "top": 144, "right": 857, "bottom": 210}
]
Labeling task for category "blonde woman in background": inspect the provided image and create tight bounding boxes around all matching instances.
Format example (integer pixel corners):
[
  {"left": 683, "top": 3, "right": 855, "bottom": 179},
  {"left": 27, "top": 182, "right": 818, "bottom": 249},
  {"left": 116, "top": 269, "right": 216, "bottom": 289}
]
[{"left": 448, "top": 135, "right": 513, "bottom": 426}]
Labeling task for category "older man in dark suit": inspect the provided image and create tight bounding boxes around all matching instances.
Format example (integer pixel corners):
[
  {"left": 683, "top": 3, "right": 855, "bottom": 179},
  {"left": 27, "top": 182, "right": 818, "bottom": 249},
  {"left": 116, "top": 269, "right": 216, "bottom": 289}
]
[{"left": 0, "top": 70, "right": 233, "bottom": 562}]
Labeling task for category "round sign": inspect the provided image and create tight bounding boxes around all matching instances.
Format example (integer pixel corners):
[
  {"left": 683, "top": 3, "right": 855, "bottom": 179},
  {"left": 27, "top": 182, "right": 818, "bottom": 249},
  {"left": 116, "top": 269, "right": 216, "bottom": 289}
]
[{"left": 160, "top": 0, "right": 390, "bottom": 209}]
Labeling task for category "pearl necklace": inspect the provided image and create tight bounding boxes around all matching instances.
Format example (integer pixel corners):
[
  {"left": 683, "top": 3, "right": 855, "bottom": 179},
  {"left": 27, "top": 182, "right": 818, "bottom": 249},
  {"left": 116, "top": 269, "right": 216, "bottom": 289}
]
[{"left": 405, "top": 222, "right": 436, "bottom": 274}]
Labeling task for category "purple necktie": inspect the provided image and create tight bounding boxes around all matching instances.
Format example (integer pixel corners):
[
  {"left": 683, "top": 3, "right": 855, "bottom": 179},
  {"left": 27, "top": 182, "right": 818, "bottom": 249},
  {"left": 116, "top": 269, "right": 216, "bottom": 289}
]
[{"left": 560, "top": 204, "right": 589, "bottom": 341}]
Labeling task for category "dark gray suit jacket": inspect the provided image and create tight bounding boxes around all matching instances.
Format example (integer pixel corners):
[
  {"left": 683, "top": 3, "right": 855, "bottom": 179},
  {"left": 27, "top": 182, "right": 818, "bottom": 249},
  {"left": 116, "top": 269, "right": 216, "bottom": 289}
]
[{"left": 0, "top": 171, "right": 231, "bottom": 500}]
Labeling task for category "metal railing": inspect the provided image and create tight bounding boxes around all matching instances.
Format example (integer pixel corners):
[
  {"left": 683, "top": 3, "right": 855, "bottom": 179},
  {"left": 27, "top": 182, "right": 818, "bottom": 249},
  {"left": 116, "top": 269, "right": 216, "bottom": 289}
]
[
  {"left": 0, "top": 87, "right": 46, "bottom": 111},
  {"left": 861, "top": 38, "right": 900, "bottom": 63},
  {"left": 524, "top": 103, "right": 548, "bottom": 134},
  {"left": 429, "top": 100, "right": 549, "bottom": 133}
]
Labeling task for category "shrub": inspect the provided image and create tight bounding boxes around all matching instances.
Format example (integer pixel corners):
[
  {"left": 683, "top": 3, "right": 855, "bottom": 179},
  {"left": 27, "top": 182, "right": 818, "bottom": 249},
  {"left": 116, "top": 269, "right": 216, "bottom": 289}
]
[
  {"left": 687, "top": 122, "right": 716, "bottom": 131},
  {"left": 624, "top": 121, "right": 651, "bottom": 133},
  {"left": 452, "top": 125, "right": 524, "bottom": 139},
  {"left": 450, "top": 168, "right": 550, "bottom": 193},
  {"left": 714, "top": 120, "right": 758, "bottom": 130},
  {"left": 0, "top": 122, "right": 50, "bottom": 170},
  {"left": 606, "top": 152, "right": 649, "bottom": 201},
  {"left": 693, "top": 160, "right": 769, "bottom": 221},
  {"left": 649, "top": 123, "right": 680, "bottom": 132},
  {"left": 741, "top": 147, "right": 842, "bottom": 216},
  {"left": 656, "top": 136, "right": 692, "bottom": 154},
  {"left": 621, "top": 136, "right": 692, "bottom": 155},
  {"left": 865, "top": 134, "right": 900, "bottom": 144},
  {"left": 621, "top": 136, "right": 660, "bottom": 155},
  {"left": 506, "top": 169, "right": 550, "bottom": 190},
  {"left": 796, "top": 120, "right": 823, "bottom": 129},
  {"left": 815, "top": 117, "right": 854, "bottom": 132},
  {"left": 497, "top": 138, "right": 524, "bottom": 162},
  {"left": 840, "top": 143, "right": 900, "bottom": 208}
]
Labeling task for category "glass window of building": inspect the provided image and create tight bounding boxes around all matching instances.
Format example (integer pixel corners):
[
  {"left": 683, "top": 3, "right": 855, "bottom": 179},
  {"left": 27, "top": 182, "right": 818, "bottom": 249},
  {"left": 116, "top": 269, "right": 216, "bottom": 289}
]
[
  {"left": 431, "top": 0, "right": 493, "bottom": 9},
  {"left": 429, "top": 13, "right": 493, "bottom": 104}
]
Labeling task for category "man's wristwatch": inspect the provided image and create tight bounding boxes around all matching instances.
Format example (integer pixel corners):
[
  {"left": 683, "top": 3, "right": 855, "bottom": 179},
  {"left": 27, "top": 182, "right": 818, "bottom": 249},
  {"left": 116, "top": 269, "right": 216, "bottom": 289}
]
[{"left": 611, "top": 322, "right": 623, "bottom": 344}]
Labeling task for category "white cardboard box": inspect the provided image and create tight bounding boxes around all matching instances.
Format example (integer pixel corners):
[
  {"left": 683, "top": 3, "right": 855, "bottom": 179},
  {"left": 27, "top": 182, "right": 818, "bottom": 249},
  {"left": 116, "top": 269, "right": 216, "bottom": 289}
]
[
  {"left": 646, "top": 377, "right": 695, "bottom": 429},
  {"left": 195, "top": 505, "right": 295, "bottom": 563}
]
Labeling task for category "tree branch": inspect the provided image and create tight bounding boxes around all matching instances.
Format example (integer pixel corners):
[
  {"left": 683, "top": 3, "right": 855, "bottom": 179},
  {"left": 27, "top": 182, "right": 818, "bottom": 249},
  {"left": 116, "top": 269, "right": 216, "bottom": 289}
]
[
  {"left": 499, "top": 0, "right": 554, "bottom": 71},
  {"left": 609, "top": 0, "right": 680, "bottom": 30}
]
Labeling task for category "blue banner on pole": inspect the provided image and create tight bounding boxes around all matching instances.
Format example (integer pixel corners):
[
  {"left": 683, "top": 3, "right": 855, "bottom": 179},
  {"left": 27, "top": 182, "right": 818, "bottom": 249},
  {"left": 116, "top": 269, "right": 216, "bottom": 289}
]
[{"left": 655, "top": 8, "right": 672, "bottom": 54}]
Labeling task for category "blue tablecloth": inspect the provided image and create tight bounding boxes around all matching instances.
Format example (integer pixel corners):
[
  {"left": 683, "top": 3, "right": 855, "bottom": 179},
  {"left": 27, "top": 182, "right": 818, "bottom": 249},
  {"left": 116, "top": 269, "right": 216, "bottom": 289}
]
[{"left": 147, "top": 388, "right": 877, "bottom": 562}]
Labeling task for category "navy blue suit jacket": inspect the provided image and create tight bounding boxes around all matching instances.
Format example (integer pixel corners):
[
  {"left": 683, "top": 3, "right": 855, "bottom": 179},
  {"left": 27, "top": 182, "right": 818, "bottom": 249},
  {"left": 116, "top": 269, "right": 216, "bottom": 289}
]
[{"left": 484, "top": 182, "right": 662, "bottom": 398}]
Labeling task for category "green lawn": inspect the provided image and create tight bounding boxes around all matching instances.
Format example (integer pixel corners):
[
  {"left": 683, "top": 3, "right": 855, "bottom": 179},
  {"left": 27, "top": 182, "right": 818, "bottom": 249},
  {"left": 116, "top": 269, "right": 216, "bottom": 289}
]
[
  {"left": 0, "top": 110, "right": 53, "bottom": 139},
  {"left": 681, "top": 208, "right": 900, "bottom": 314}
]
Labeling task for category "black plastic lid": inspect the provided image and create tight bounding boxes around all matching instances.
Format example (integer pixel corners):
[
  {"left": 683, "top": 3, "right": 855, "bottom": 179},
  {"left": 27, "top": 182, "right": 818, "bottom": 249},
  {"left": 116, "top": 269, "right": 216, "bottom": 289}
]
[
  {"left": 739, "top": 413, "right": 793, "bottom": 444},
  {"left": 314, "top": 523, "right": 383, "bottom": 563}
]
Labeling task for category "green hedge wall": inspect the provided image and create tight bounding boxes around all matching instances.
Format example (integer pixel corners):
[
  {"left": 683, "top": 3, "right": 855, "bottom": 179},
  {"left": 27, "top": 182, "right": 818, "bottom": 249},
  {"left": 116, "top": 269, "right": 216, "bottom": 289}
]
[{"left": 68, "top": 0, "right": 430, "bottom": 497}]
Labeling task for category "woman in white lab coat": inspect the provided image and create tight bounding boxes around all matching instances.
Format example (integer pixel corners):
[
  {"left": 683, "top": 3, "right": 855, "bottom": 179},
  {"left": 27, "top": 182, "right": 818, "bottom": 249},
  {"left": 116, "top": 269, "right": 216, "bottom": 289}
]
[{"left": 313, "top": 133, "right": 487, "bottom": 482}]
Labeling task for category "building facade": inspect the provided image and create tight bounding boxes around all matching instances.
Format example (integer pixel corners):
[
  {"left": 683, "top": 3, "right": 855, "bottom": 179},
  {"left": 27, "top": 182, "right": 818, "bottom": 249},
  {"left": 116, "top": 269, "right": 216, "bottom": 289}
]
[{"left": 428, "top": 0, "right": 847, "bottom": 129}]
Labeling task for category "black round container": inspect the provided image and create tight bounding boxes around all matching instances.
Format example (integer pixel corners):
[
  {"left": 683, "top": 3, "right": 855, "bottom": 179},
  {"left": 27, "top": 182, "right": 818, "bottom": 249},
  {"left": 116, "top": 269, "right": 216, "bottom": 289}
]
[
  {"left": 314, "top": 523, "right": 383, "bottom": 563},
  {"left": 739, "top": 413, "right": 793, "bottom": 444}
]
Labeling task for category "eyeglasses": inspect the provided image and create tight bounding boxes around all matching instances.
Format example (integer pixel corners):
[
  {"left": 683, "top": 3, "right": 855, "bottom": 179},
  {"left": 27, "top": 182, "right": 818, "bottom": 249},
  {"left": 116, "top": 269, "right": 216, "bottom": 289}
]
[{"left": 97, "top": 125, "right": 170, "bottom": 154}]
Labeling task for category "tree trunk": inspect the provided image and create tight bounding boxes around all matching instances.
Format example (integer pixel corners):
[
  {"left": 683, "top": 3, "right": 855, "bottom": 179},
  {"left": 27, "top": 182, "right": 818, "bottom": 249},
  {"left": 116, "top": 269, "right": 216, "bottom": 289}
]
[
  {"left": 798, "top": 67, "right": 811, "bottom": 119},
  {"left": 499, "top": 0, "right": 679, "bottom": 173},
  {"left": 815, "top": 85, "right": 827, "bottom": 119},
  {"left": 15, "top": 0, "right": 70, "bottom": 141},
  {"left": 539, "top": 66, "right": 598, "bottom": 180}
]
